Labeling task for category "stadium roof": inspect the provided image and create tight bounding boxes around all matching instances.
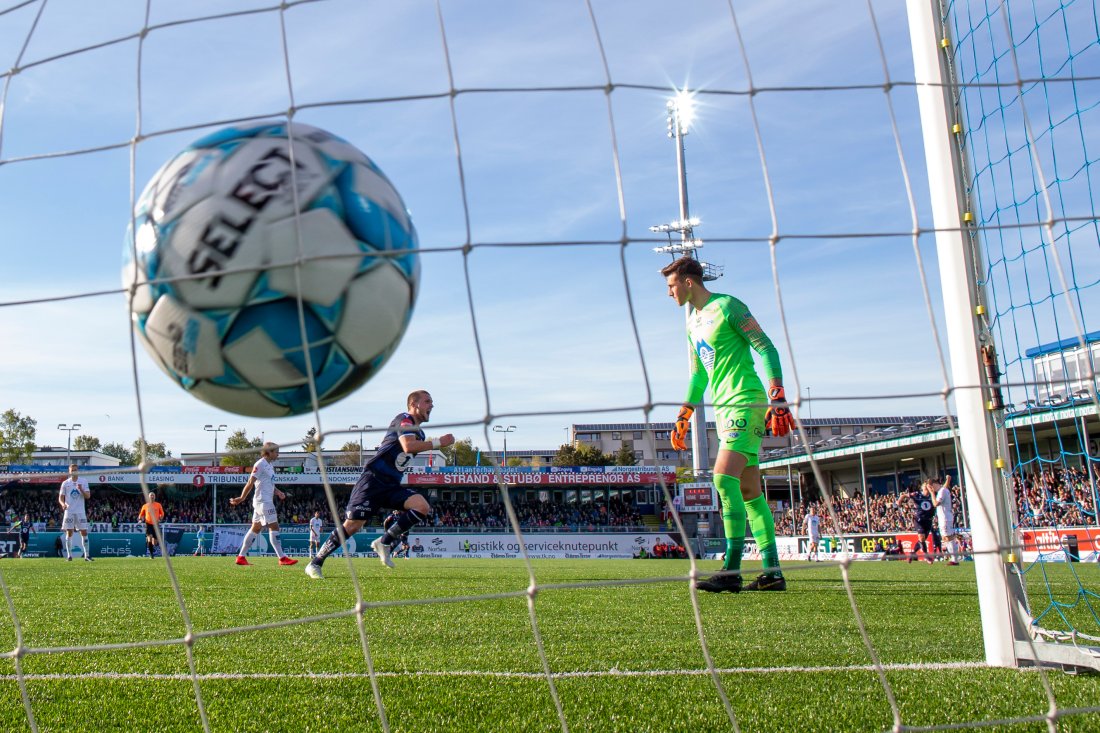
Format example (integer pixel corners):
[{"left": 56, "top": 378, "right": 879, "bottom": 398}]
[
  {"left": 1025, "top": 329, "right": 1100, "bottom": 358},
  {"left": 573, "top": 416, "right": 948, "bottom": 431}
]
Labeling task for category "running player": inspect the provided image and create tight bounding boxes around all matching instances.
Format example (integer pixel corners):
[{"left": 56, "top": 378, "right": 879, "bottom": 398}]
[
  {"left": 802, "top": 506, "right": 822, "bottom": 562},
  {"left": 13, "top": 514, "right": 35, "bottom": 558},
  {"left": 138, "top": 491, "right": 165, "bottom": 559},
  {"left": 899, "top": 481, "right": 936, "bottom": 565},
  {"left": 59, "top": 464, "right": 93, "bottom": 562},
  {"left": 229, "top": 442, "right": 298, "bottom": 567},
  {"left": 305, "top": 390, "right": 454, "bottom": 579},
  {"left": 662, "top": 256, "right": 795, "bottom": 593},
  {"left": 933, "top": 475, "right": 960, "bottom": 565},
  {"left": 383, "top": 510, "right": 411, "bottom": 559},
  {"left": 308, "top": 511, "right": 324, "bottom": 559}
]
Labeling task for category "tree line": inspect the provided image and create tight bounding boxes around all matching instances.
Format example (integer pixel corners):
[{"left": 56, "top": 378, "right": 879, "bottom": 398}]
[{"left": 0, "top": 408, "right": 640, "bottom": 468}]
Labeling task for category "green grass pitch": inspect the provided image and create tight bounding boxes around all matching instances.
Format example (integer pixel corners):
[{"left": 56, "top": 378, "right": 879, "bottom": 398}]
[{"left": 0, "top": 556, "right": 1097, "bottom": 732}]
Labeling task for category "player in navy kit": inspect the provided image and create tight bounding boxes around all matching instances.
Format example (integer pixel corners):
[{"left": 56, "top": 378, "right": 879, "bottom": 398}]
[
  {"left": 899, "top": 482, "right": 936, "bottom": 565},
  {"left": 14, "top": 514, "right": 35, "bottom": 558},
  {"left": 383, "top": 510, "right": 411, "bottom": 559},
  {"left": 305, "top": 390, "right": 454, "bottom": 579}
]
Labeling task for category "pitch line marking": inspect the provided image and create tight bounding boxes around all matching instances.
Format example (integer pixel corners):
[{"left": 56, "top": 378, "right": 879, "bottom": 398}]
[{"left": 0, "top": 661, "right": 991, "bottom": 682}]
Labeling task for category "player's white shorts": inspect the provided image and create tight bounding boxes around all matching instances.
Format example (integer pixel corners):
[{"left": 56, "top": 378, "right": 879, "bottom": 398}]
[
  {"left": 808, "top": 533, "right": 821, "bottom": 545},
  {"left": 937, "top": 513, "right": 955, "bottom": 536},
  {"left": 252, "top": 501, "right": 278, "bottom": 526},
  {"left": 61, "top": 511, "right": 88, "bottom": 532}
]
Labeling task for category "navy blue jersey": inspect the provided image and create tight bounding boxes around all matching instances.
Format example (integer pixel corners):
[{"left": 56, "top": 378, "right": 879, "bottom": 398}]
[
  {"left": 910, "top": 491, "right": 935, "bottom": 524},
  {"left": 363, "top": 412, "right": 425, "bottom": 485},
  {"left": 17, "top": 523, "right": 30, "bottom": 541}
]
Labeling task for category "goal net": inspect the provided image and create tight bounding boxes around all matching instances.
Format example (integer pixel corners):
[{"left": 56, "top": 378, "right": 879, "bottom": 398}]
[
  {"left": 1, "top": 0, "right": 1099, "bottom": 731},
  {"left": 909, "top": 0, "right": 1100, "bottom": 672}
]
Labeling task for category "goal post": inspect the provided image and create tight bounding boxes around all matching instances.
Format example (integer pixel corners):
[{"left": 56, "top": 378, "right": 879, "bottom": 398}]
[{"left": 906, "top": 0, "right": 1100, "bottom": 672}]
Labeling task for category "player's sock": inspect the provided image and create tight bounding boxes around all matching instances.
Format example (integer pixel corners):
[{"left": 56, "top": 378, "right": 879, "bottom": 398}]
[
  {"left": 314, "top": 530, "right": 345, "bottom": 565},
  {"left": 148, "top": 540, "right": 155, "bottom": 558},
  {"left": 238, "top": 530, "right": 259, "bottom": 558},
  {"left": 62, "top": 534, "right": 71, "bottom": 559},
  {"left": 268, "top": 529, "right": 285, "bottom": 558},
  {"left": 74, "top": 534, "right": 86, "bottom": 556},
  {"left": 383, "top": 509, "right": 427, "bottom": 545},
  {"left": 745, "top": 493, "right": 781, "bottom": 576},
  {"left": 714, "top": 473, "right": 746, "bottom": 572}
]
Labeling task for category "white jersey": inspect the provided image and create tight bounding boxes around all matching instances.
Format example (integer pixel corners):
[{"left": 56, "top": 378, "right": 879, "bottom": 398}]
[
  {"left": 935, "top": 486, "right": 953, "bottom": 522},
  {"left": 309, "top": 517, "right": 323, "bottom": 540},
  {"left": 803, "top": 514, "right": 821, "bottom": 538},
  {"left": 250, "top": 458, "right": 276, "bottom": 505},
  {"left": 59, "top": 477, "right": 89, "bottom": 514}
]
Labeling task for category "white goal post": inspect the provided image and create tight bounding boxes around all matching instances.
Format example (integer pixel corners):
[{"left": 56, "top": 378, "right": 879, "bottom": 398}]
[{"left": 906, "top": 0, "right": 1100, "bottom": 672}]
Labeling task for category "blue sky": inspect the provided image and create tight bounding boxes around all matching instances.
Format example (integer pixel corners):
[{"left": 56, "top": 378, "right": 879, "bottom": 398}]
[{"left": 0, "top": 0, "right": 1085, "bottom": 458}]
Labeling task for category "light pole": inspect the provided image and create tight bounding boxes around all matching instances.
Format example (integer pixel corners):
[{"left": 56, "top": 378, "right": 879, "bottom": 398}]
[
  {"left": 58, "top": 423, "right": 81, "bottom": 464},
  {"left": 205, "top": 424, "right": 227, "bottom": 525},
  {"left": 494, "top": 425, "right": 517, "bottom": 466},
  {"left": 350, "top": 424, "right": 371, "bottom": 466},
  {"left": 652, "top": 89, "right": 721, "bottom": 479}
]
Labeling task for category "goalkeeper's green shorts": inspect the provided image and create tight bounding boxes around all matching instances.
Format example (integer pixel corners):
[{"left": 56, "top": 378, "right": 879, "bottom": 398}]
[{"left": 714, "top": 404, "right": 765, "bottom": 466}]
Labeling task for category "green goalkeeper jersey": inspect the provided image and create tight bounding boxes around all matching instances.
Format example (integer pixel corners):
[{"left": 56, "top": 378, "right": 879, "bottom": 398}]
[{"left": 684, "top": 293, "right": 782, "bottom": 407}]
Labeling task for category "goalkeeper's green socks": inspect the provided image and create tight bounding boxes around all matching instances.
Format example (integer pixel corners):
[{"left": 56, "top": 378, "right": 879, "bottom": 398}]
[
  {"left": 714, "top": 473, "right": 746, "bottom": 572},
  {"left": 746, "top": 493, "right": 782, "bottom": 576}
]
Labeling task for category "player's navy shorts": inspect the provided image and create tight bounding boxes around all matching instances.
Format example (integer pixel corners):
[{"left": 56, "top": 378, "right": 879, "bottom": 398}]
[
  {"left": 346, "top": 471, "right": 417, "bottom": 521},
  {"left": 915, "top": 518, "right": 933, "bottom": 535}
]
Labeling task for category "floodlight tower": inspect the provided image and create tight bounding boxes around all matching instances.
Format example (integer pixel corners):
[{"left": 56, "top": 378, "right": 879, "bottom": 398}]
[{"left": 652, "top": 90, "right": 722, "bottom": 477}]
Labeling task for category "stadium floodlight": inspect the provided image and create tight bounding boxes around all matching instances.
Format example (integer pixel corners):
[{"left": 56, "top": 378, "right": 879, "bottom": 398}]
[
  {"left": 651, "top": 89, "right": 715, "bottom": 479},
  {"left": 58, "top": 423, "right": 82, "bottom": 464},
  {"left": 349, "top": 424, "right": 372, "bottom": 467},
  {"left": 653, "top": 241, "right": 703, "bottom": 255},
  {"left": 700, "top": 261, "right": 723, "bottom": 282},
  {"left": 204, "top": 424, "right": 228, "bottom": 526},
  {"left": 649, "top": 217, "right": 701, "bottom": 234},
  {"left": 667, "top": 90, "right": 696, "bottom": 138},
  {"left": 493, "top": 425, "right": 517, "bottom": 466}
]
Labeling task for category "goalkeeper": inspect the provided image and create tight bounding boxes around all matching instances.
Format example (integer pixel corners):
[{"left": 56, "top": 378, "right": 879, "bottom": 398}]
[{"left": 661, "top": 256, "right": 795, "bottom": 593}]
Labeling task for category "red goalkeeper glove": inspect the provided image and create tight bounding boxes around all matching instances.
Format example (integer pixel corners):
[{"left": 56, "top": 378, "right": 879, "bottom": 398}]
[
  {"left": 765, "top": 386, "right": 795, "bottom": 437},
  {"left": 670, "top": 406, "right": 694, "bottom": 451}
]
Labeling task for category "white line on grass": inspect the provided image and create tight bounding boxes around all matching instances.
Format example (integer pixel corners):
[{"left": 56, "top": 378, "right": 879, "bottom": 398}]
[{"left": 0, "top": 661, "right": 991, "bottom": 681}]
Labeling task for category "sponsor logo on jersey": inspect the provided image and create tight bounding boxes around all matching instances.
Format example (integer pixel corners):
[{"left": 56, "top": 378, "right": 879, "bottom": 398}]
[{"left": 696, "top": 339, "right": 715, "bottom": 371}]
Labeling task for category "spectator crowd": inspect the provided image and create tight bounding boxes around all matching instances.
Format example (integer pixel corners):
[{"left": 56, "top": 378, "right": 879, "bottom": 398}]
[
  {"left": 1013, "top": 465, "right": 1098, "bottom": 529},
  {"left": 776, "top": 465, "right": 1098, "bottom": 536},
  {"left": 0, "top": 487, "right": 645, "bottom": 531},
  {"left": 4, "top": 466, "right": 1094, "bottom": 534}
]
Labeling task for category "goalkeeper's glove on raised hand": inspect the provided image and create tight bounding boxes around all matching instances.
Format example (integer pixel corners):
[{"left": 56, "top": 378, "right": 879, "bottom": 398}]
[
  {"left": 671, "top": 406, "right": 694, "bottom": 451},
  {"left": 765, "top": 386, "right": 795, "bottom": 437}
]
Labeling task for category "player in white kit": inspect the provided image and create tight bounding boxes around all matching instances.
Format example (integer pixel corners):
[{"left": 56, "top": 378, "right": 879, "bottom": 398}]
[
  {"left": 58, "top": 464, "right": 93, "bottom": 562},
  {"left": 308, "top": 511, "right": 323, "bottom": 559},
  {"left": 229, "top": 442, "right": 298, "bottom": 566},
  {"left": 933, "top": 475, "right": 960, "bottom": 565},
  {"left": 802, "top": 506, "right": 822, "bottom": 562}
]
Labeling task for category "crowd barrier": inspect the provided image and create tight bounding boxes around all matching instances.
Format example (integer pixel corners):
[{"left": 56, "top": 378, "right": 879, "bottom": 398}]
[{"left": 2, "top": 527, "right": 1096, "bottom": 562}]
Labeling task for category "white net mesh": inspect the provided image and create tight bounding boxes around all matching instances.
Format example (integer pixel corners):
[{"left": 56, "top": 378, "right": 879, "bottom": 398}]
[{"left": 2, "top": 0, "right": 1100, "bottom": 730}]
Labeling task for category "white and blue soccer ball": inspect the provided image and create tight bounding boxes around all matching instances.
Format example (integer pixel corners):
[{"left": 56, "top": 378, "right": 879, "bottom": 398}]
[{"left": 123, "top": 122, "right": 419, "bottom": 417}]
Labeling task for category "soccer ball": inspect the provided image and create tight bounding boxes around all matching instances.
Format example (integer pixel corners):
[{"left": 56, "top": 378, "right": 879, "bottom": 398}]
[{"left": 123, "top": 122, "right": 419, "bottom": 417}]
